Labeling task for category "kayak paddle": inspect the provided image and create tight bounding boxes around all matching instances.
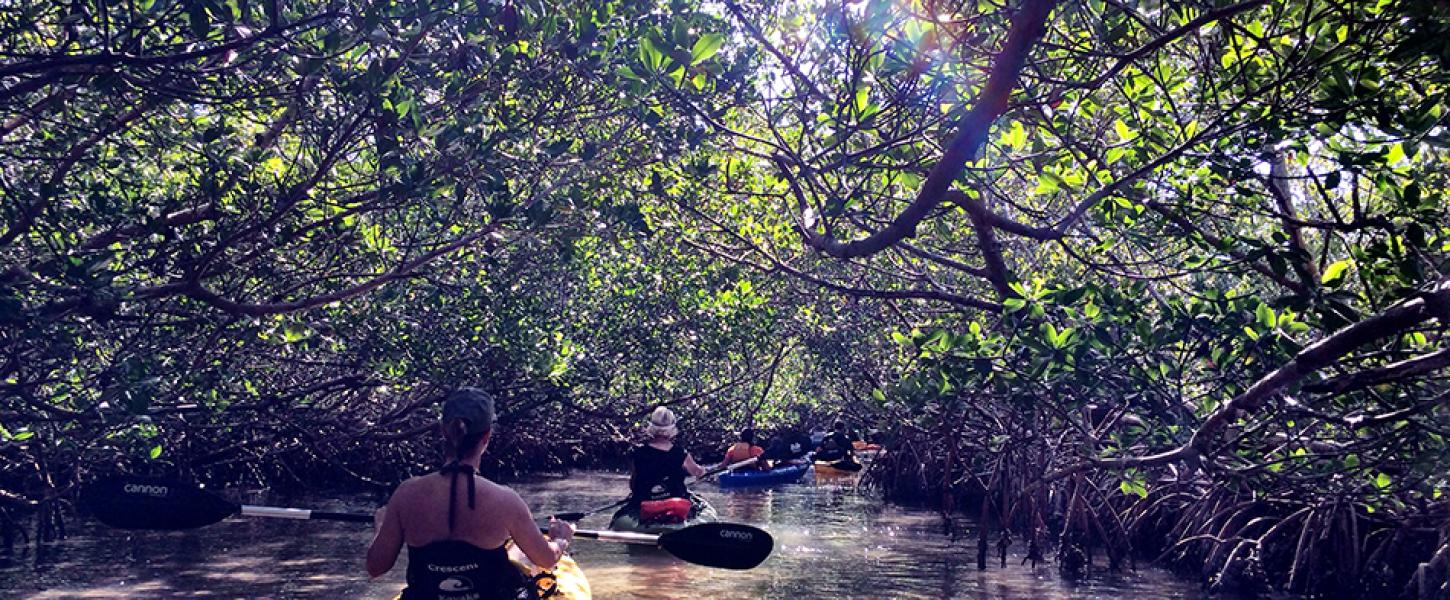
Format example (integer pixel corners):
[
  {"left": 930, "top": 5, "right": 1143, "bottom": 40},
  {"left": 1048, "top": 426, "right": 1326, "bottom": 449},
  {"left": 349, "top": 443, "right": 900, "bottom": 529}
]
[
  {"left": 571, "top": 522, "right": 773, "bottom": 569},
  {"left": 81, "top": 476, "right": 373, "bottom": 529},
  {"left": 81, "top": 476, "right": 774, "bottom": 570},
  {"left": 551, "top": 456, "right": 761, "bottom": 522}
]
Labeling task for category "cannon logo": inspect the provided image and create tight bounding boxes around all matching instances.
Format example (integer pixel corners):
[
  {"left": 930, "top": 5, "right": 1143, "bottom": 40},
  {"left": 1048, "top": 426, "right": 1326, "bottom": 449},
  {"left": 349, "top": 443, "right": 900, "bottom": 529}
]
[
  {"left": 718, "top": 529, "right": 754, "bottom": 541},
  {"left": 123, "top": 483, "right": 169, "bottom": 498}
]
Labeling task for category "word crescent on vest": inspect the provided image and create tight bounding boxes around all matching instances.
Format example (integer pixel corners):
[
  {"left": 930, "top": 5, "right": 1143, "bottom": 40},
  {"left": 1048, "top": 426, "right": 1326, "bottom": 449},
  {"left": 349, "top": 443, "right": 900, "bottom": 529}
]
[{"left": 428, "top": 562, "right": 481, "bottom": 574}]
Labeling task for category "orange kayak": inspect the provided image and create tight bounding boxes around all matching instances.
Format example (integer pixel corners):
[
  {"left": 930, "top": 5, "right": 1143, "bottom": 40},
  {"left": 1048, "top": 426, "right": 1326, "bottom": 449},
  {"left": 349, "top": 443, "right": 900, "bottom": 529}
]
[
  {"left": 814, "top": 461, "right": 863, "bottom": 478},
  {"left": 852, "top": 441, "right": 886, "bottom": 461}
]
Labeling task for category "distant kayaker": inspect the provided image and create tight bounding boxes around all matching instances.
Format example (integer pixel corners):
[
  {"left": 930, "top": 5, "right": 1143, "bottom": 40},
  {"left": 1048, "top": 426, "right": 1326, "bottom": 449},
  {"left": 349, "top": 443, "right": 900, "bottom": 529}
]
[
  {"left": 814, "top": 420, "right": 860, "bottom": 469},
  {"left": 723, "top": 428, "right": 769, "bottom": 470},
  {"left": 366, "top": 387, "right": 574, "bottom": 599},
  {"left": 629, "top": 406, "right": 706, "bottom": 501},
  {"left": 763, "top": 424, "right": 813, "bottom": 464}
]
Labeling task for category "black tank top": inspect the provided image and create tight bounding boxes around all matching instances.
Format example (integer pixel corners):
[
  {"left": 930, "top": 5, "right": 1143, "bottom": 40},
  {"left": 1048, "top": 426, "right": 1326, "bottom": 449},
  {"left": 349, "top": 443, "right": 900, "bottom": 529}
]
[
  {"left": 629, "top": 444, "right": 688, "bottom": 500},
  {"left": 401, "top": 540, "right": 526, "bottom": 600}
]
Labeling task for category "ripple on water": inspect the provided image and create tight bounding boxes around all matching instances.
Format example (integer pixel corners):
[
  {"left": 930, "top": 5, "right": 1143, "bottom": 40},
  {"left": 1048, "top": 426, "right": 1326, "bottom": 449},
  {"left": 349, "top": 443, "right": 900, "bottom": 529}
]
[{"left": 1, "top": 470, "right": 1208, "bottom": 599}]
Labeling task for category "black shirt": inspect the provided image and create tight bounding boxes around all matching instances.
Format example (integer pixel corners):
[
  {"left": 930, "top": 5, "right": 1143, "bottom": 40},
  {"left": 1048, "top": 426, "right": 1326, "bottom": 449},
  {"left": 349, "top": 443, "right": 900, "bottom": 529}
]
[
  {"left": 763, "top": 432, "right": 812, "bottom": 461},
  {"left": 629, "top": 444, "right": 689, "bottom": 500},
  {"left": 816, "top": 431, "right": 855, "bottom": 461}
]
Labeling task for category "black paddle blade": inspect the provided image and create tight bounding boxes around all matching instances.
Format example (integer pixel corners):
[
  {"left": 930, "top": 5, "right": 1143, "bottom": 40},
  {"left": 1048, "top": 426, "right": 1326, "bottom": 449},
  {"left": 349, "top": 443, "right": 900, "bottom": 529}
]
[
  {"left": 82, "top": 476, "right": 239, "bottom": 530},
  {"left": 659, "top": 522, "right": 774, "bottom": 570}
]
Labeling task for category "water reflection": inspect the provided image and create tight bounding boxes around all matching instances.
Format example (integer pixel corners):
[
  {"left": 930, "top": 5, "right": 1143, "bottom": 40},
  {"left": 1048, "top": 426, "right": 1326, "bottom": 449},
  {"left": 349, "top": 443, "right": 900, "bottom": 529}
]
[{"left": 1, "top": 471, "right": 1207, "bottom": 598}]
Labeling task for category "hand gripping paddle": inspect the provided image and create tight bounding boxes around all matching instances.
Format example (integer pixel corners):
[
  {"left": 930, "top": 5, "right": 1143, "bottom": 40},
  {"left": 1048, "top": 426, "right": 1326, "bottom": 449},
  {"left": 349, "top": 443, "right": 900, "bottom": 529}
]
[{"left": 82, "top": 476, "right": 773, "bottom": 570}]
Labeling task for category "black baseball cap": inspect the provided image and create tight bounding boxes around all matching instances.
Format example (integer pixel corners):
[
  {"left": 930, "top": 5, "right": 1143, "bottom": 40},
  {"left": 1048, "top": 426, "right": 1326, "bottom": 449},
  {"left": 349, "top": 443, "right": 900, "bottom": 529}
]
[{"left": 442, "top": 387, "right": 496, "bottom": 435}]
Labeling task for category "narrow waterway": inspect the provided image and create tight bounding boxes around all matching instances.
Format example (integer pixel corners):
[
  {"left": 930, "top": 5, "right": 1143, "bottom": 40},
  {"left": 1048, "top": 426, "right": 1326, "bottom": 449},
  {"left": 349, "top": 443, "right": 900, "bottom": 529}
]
[{"left": 2, "top": 471, "right": 1207, "bottom": 598}]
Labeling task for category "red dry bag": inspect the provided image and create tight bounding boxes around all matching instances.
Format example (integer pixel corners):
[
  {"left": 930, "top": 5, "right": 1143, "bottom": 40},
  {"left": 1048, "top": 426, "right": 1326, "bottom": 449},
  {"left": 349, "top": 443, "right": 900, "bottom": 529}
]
[{"left": 639, "top": 498, "right": 692, "bottom": 524}]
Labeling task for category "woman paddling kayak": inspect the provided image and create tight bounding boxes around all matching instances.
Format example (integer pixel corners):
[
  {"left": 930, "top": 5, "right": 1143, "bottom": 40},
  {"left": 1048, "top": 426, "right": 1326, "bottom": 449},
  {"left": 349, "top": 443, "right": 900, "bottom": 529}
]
[
  {"left": 367, "top": 387, "right": 577, "bottom": 599},
  {"left": 610, "top": 407, "right": 714, "bottom": 533}
]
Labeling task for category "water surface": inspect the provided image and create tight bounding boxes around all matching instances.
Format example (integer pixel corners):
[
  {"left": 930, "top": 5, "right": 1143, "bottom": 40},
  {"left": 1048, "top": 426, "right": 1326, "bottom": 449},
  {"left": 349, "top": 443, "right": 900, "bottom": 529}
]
[{"left": 1, "top": 471, "right": 1205, "bottom": 598}]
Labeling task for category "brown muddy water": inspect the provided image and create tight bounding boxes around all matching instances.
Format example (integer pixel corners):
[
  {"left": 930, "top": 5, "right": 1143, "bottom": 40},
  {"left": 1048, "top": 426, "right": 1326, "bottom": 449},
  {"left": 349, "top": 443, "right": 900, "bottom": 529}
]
[{"left": 1, "top": 471, "right": 1208, "bottom": 598}]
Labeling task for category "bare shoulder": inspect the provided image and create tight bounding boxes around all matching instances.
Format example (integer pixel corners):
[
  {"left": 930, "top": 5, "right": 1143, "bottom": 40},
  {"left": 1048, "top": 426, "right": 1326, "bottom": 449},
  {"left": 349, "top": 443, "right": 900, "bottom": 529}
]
[
  {"left": 479, "top": 479, "right": 529, "bottom": 513},
  {"left": 388, "top": 474, "right": 431, "bottom": 502}
]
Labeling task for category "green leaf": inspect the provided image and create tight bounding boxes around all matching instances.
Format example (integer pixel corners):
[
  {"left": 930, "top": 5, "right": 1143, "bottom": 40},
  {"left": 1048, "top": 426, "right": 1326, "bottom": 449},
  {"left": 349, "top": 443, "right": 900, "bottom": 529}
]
[
  {"left": 690, "top": 33, "right": 726, "bottom": 64},
  {"left": 1002, "top": 121, "right": 1026, "bottom": 150},
  {"left": 1055, "top": 287, "right": 1088, "bottom": 305},
  {"left": 1374, "top": 472, "right": 1391, "bottom": 490},
  {"left": 1256, "top": 302, "right": 1276, "bottom": 329},
  {"left": 149, "top": 444, "right": 163, "bottom": 459},
  {"left": 615, "top": 65, "right": 642, "bottom": 81},
  {"left": 12, "top": 430, "right": 35, "bottom": 441},
  {"left": 1041, "top": 322, "right": 1059, "bottom": 345},
  {"left": 1003, "top": 298, "right": 1028, "bottom": 313},
  {"left": 1385, "top": 142, "right": 1406, "bottom": 165},
  {"left": 1034, "top": 172, "right": 1062, "bottom": 195},
  {"left": 1320, "top": 259, "right": 1351, "bottom": 286},
  {"left": 1119, "top": 479, "right": 1149, "bottom": 498},
  {"left": 853, "top": 86, "right": 869, "bottom": 114},
  {"left": 639, "top": 37, "right": 664, "bottom": 71},
  {"left": 1114, "top": 118, "right": 1136, "bottom": 142}
]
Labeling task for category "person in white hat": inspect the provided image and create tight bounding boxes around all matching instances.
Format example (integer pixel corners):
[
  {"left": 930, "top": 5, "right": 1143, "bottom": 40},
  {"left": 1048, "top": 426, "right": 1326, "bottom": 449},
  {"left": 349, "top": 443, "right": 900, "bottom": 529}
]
[{"left": 628, "top": 406, "right": 705, "bottom": 502}]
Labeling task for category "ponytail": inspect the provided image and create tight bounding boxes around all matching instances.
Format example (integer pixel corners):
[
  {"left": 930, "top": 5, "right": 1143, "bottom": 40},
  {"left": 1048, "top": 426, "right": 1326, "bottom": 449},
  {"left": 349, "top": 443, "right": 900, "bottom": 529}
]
[{"left": 442, "top": 418, "right": 487, "bottom": 460}]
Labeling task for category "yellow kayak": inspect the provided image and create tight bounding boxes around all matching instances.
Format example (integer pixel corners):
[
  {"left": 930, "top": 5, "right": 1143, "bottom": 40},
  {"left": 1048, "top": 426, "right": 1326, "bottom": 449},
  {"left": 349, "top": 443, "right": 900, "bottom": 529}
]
[
  {"left": 507, "top": 544, "right": 591, "bottom": 600},
  {"left": 394, "top": 543, "right": 591, "bottom": 600}
]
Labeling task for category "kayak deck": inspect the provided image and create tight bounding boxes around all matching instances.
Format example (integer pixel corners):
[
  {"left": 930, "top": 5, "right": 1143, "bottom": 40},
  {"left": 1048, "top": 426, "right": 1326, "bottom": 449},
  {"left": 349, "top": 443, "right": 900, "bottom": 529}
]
[
  {"left": 814, "top": 461, "right": 863, "bottom": 478},
  {"left": 608, "top": 493, "right": 717, "bottom": 534},
  {"left": 509, "top": 544, "right": 591, "bottom": 600},
  {"left": 393, "top": 542, "right": 590, "bottom": 600},
  {"left": 718, "top": 463, "right": 810, "bottom": 488},
  {"left": 852, "top": 441, "right": 886, "bottom": 462}
]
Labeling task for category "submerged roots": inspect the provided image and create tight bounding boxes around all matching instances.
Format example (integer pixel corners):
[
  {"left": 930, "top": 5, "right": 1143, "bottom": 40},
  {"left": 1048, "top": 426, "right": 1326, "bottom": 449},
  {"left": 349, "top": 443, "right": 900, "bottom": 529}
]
[{"left": 873, "top": 426, "right": 1450, "bottom": 598}]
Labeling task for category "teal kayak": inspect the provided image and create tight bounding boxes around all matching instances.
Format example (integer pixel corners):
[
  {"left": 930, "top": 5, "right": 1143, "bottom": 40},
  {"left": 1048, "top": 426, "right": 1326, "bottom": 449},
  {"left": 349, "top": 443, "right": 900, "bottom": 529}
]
[
  {"left": 608, "top": 493, "right": 716, "bottom": 534},
  {"left": 718, "top": 463, "right": 810, "bottom": 488}
]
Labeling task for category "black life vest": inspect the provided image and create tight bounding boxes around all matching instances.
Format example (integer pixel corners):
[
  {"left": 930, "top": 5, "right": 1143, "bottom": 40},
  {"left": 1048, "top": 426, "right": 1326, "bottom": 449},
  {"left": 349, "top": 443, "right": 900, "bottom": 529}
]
[{"left": 401, "top": 540, "right": 527, "bottom": 600}]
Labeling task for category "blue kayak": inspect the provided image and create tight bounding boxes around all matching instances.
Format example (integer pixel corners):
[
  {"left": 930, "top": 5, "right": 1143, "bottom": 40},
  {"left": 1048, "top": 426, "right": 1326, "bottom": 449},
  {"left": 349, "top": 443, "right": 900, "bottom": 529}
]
[{"left": 718, "top": 463, "right": 810, "bottom": 488}]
